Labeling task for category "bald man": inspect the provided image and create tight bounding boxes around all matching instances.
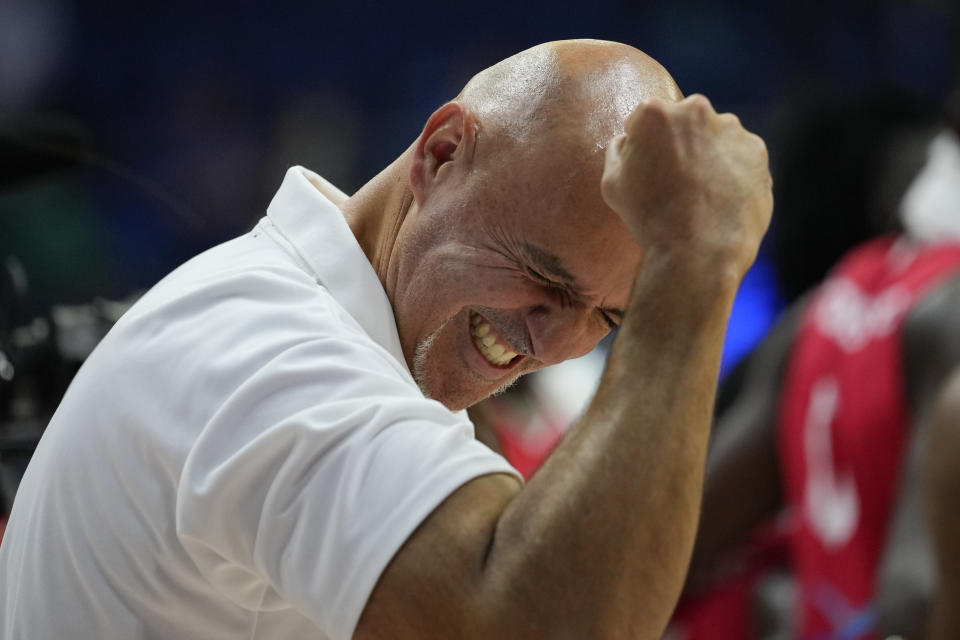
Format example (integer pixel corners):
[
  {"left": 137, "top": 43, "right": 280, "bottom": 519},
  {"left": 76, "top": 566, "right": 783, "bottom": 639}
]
[{"left": 0, "top": 40, "right": 772, "bottom": 639}]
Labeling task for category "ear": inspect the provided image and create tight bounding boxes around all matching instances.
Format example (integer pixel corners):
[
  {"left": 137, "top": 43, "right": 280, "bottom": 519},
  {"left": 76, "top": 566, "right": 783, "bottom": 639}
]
[{"left": 409, "top": 102, "right": 476, "bottom": 205}]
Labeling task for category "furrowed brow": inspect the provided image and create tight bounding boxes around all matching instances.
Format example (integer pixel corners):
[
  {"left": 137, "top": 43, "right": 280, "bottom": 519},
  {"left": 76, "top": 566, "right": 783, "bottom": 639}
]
[
  {"left": 522, "top": 241, "right": 626, "bottom": 321},
  {"left": 521, "top": 241, "right": 578, "bottom": 285}
]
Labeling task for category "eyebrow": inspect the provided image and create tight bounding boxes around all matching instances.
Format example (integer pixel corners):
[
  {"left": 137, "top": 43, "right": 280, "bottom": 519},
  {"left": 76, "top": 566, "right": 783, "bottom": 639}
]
[
  {"left": 521, "top": 241, "right": 625, "bottom": 323},
  {"left": 521, "top": 241, "right": 577, "bottom": 284}
]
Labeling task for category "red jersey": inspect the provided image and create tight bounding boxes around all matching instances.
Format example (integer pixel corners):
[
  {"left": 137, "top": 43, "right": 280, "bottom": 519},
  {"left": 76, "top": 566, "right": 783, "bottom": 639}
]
[
  {"left": 667, "top": 521, "right": 788, "bottom": 640},
  {"left": 777, "top": 236, "right": 960, "bottom": 639}
]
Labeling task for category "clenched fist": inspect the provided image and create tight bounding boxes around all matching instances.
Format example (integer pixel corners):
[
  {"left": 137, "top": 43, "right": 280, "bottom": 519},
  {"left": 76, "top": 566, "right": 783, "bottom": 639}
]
[{"left": 601, "top": 94, "right": 773, "bottom": 280}]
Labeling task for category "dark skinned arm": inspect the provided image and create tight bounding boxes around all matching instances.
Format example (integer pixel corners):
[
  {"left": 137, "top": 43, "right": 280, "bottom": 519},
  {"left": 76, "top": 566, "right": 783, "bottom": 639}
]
[
  {"left": 687, "top": 296, "right": 806, "bottom": 575},
  {"left": 874, "top": 272, "right": 960, "bottom": 638},
  {"left": 924, "top": 365, "right": 960, "bottom": 640}
]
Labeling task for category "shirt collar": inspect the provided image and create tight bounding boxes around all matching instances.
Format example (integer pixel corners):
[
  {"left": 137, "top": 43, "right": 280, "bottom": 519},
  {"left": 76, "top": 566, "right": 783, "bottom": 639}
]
[{"left": 266, "top": 166, "right": 408, "bottom": 372}]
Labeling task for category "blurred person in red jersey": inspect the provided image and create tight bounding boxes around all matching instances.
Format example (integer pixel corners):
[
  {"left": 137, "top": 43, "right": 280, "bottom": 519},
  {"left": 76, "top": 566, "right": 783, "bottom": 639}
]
[{"left": 687, "top": 91, "right": 960, "bottom": 640}]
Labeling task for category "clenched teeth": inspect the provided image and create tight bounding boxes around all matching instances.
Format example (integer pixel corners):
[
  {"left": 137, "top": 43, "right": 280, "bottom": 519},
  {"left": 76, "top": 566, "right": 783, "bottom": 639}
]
[{"left": 469, "top": 311, "right": 518, "bottom": 366}]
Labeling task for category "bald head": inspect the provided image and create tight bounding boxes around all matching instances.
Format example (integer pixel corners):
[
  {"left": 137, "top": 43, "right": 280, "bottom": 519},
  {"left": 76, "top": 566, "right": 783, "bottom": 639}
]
[
  {"left": 458, "top": 39, "right": 682, "bottom": 148},
  {"left": 344, "top": 40, "right": 677, "bottom": 409}
]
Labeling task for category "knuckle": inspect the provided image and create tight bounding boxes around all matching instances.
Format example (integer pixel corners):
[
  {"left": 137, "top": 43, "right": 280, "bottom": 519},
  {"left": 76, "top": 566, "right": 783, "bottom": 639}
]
[
  {"left": 629, "top": 100, "right": 669, "bottom": 131},
  {"left": 719, "top": 112, "right": 741, "bottom": 128},
  {"left": 751, "top": 133, "right": 769, "bottom": 159},
  {"left": 625, "top": 105, "right": 645, "bottom": 132},
  {"left": 644, "top": 98, "right": 670, "bottom": 117},
  {"left": 686, "top": 93, "right": 713, "bottom": 112},
  {"left": 600, "top": 167, "right": 619, "bottom": 195}
]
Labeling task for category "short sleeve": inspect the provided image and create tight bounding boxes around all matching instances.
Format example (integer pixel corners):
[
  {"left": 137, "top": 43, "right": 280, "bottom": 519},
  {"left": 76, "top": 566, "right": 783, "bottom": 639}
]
[{"left": 174, "top": 305, "right": 519, "bottom": 640}]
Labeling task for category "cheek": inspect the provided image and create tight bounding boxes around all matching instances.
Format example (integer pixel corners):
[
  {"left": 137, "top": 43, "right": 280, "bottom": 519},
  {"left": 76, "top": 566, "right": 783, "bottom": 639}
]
[{"left": 396, "top": 241, "right": 548, "bottom": 341}]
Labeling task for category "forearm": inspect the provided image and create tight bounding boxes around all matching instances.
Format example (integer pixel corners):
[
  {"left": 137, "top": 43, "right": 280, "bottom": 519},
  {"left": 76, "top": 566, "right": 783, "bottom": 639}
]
[
  {"left": 688, "top": 299, "right": 806, "bottom": 573},
  {"left": 481, "top": 253, "right": 739, "bottom": 637},
  {"left": 874, "top": 429, "right": 934, "bottom": 640},
  {"left": 689, "top": 416, "right": 782, "bottom": 575},
  {"left": 925, "top": 371, "right": 960, "bottom": 640}
]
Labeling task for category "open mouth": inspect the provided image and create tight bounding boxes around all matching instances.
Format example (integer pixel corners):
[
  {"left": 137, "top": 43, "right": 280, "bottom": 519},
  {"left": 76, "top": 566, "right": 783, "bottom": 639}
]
[{"left": 469, "top": 310, "right": 521, "bottom": 367}]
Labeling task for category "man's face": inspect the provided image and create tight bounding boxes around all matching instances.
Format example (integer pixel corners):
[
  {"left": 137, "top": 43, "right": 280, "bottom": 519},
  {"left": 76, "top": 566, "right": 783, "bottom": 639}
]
[{"left": 390, "top": 139, "right": 642, "bottom": 411}]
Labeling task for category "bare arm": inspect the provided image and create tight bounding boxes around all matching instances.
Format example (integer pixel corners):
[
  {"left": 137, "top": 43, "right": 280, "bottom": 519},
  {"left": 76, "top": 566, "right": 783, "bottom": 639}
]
[
  {"left": 924, "top": 366, "right": 960, "bottom": 640},
  {"left": 688, "top": 296, "right": 806, "bottom": 574},
  {"left": 874, "top": 273, "right": 960, "bottom": 638},
  {"left": 355, "top": 96, "right": 772, "bottom": 639}
]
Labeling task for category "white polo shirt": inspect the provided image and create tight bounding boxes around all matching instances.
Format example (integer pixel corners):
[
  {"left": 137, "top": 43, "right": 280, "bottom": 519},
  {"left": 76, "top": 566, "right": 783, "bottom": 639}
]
[{"left": 0, "top": 167, "right": 520, "bottom": 639}]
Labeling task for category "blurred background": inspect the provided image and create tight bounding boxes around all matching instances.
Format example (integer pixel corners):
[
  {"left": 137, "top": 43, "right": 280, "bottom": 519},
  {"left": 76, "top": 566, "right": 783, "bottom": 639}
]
[{"left": 1, "top": 0, "right": 959, "bottom": 507}]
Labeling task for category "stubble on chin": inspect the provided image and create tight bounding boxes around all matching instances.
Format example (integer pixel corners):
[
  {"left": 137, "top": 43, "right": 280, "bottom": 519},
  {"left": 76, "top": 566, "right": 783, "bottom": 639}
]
[
  {"left": 412, "top": 325, "right": 440, "bottom": 400},
  {"left": 412, "top": 318, "right": 523, "bottom": 410}
]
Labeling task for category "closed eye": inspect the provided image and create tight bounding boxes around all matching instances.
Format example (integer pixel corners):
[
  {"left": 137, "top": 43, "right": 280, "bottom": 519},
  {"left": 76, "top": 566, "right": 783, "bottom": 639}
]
[
  {"left": 527, "top": 268, "right": 573, "bottom": 308},
  {"left": 600, "top": 310, "right": 619, "bottom": 330}
]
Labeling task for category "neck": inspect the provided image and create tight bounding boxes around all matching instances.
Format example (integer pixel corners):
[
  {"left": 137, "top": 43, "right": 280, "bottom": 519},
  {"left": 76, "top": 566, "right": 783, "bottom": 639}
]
[{"left": 341, "top": 153, "right": 414, "bottom": 299}]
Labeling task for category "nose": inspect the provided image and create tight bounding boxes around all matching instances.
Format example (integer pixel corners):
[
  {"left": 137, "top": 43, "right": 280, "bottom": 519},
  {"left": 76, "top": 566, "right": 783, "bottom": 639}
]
[{"left": 524, "top": 302, "right": 607, "bottom": 367}]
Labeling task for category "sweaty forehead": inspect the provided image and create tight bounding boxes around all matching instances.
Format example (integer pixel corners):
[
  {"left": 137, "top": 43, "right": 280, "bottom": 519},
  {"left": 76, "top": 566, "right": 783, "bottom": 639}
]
[
  {"left": 460, "top": 40, "right": 681, "bottom": 148},
  {"left": 578, "top": 57, "right": 682, "bottom": 147},
  {"left": 517, "top": 187, "right": 642, "bottom": 301}
]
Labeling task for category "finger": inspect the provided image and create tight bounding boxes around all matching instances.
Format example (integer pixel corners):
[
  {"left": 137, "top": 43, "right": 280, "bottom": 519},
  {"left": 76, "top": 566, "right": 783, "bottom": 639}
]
[
  {"left": 718, "top": 112, "right": 742, "bottom": 129},
  {"left": 601, "top": 134, "right": 627, "bottom": 194},
  {"left": 745, "top": 131, "right": 770, "bottom": 169},
  {"left": 682, "top": 94, "right": 716, "bottom": 122},
  {"left": 624, "top": 99, "right": 671, "bottom": 137}
]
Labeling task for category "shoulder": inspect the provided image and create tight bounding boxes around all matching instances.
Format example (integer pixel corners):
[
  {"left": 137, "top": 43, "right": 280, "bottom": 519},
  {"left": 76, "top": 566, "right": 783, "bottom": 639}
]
[
  {"left": 122, "top": 226, "right": 369, "bottom": 345},
  {"left": 90, "top": 228, "right": 411, "bottom": 414},
  {"left": 905, "top": 270, "right": 960, "bottom": 339}
]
